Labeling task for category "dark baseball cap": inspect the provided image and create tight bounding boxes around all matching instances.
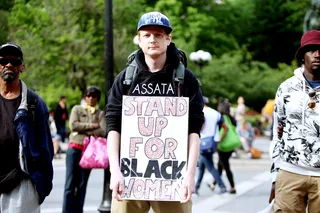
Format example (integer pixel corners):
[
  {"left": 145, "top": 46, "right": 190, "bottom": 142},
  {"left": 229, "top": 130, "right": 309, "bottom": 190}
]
[{"left": 0, "top": 42, "right": 23, "bottom": 60}]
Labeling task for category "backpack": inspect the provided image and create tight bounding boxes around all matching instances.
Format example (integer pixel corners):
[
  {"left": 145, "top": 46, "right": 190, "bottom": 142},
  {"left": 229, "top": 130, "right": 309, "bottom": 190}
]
[
  {"left": 123, "top": 49, "right": 187, "bottom": 97},
  {"left": 27, "top": 89, "right": 38, "bottom": 123}
]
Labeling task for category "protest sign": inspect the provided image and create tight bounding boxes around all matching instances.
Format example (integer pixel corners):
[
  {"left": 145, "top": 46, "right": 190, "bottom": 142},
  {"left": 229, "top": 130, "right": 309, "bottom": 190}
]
[{"left": 120, "top": 96, "right": 189, "bottom": 201}]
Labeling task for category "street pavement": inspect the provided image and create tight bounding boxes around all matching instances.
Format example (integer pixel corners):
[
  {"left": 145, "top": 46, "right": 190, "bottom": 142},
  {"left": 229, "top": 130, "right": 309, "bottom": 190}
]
[{"left": 42, "top": 136, "right": 273, "bottom": 213}]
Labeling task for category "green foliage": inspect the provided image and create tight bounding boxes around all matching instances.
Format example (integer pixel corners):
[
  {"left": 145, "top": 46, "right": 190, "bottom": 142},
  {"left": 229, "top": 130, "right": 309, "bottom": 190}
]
[
  {"left": 2, "top": 0, "right": 311, "bottom": 113},
  {"left": 33, "top": 82, "right": 82, "bottom": 112},
  {"left": 0, "top": 0, "right": 14, "bottom": 44},
  {"left": 249, "top": 0, "right": 310, "bottom": 67},
  {"left": 200, "top": 48, "right": 295, "bottom": 111},
  {"left": 8, "top": 0, "right": 106, "bottom": 95}
]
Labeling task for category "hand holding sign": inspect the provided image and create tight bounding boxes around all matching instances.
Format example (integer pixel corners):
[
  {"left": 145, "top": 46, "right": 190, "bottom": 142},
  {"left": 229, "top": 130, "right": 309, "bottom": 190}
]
[
  {"left": 180, "top": 173, "right": 195, "bottom": 203},
  {"left": 110, "top": 170, "right": 125, "bottom": 201}
]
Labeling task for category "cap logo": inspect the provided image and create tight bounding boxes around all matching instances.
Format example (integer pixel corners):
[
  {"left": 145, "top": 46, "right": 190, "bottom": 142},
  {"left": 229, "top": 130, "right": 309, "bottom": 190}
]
[{"left": 144, "top": 12, "right": 165, "bottom": 25}]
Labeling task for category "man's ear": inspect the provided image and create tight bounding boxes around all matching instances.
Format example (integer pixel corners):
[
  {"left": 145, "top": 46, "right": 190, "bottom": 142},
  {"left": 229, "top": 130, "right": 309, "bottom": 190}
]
[
  {"left": 167, "top": 35, "right": 172, "bottom": 46},
  {"left": 20, "top": 64, "right": 25, "bottom": 73}
]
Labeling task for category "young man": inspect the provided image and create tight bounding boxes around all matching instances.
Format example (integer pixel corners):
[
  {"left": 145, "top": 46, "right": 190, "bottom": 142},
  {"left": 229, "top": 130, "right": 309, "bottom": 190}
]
[
  {"left": 269, "top": 30, "right": 320, "bottom": 212},
  {"left": 0, "top": 42, "right": 54, "bottom": 212},
  {"left": 106, "top": 12, "right": 204, "bottom": 213}
]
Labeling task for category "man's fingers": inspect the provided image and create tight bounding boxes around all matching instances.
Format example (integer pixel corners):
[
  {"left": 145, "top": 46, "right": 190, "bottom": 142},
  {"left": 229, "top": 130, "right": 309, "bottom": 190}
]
[
  {"left": 180, "top": 186, "right": 191, "bottom": 203},
  {"left": 112, "top": 188, "right": 119, "bottom": 199}
]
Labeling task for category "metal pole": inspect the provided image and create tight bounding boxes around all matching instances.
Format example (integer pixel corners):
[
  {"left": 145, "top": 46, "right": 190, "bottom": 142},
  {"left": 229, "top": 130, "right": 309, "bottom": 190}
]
[
  {"left": 104, "top": 0, "right": 114, "bottom": 102},
  {"left": 98, "top": 0, "right": 113, "bottom": 212}
]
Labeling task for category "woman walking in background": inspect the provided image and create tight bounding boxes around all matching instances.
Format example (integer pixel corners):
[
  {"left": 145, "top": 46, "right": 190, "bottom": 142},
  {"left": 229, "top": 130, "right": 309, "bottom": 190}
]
[{"left": 209, "top": 99, "right": 237, "bottom": 194}]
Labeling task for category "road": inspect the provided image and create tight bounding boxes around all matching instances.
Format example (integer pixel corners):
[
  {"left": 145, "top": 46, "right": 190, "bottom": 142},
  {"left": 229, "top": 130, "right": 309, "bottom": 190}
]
[{"left": 41, "top": 136, "right": 273, "bottom": 213}]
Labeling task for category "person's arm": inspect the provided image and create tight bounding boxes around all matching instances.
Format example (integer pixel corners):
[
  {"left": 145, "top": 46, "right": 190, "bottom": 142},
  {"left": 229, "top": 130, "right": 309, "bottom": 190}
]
[
  {"left": 269, "top": 85, "right": 286, "bottom": 203},
  {"left": 69, "top": 106, "right": 98, "bottom": 132},
  {"left": 184, "top": 69, "right": 205, "bottom": 137},
  {"left": 91, "top": 110, "right": 107, "bottom": 137},
  {"left": 219, "top": 122, "right": 229, "bottom": 143},
  {"left": 36, "top": 99, "right": 54, "bottom": 202},
  {"left": 217, "top": 114, "right": 228, "bottom": 143},
  {"left": 181, "top": 133, "right": 199, "bottom": 203},
  {"left": 181, "top": 70, "right": 204, "bottom": 203},
  {"left": 106, "top": 70, "right": 126, "bottom": 201},
  {"left": 107, "top": 130, "right": 124, "bottom": 201}
]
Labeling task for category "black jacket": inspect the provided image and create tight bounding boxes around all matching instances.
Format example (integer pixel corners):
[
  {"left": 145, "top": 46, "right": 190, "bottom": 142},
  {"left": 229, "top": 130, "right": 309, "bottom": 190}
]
[{"left": 106, "top": 43, "right": 204, "bottom": 136}]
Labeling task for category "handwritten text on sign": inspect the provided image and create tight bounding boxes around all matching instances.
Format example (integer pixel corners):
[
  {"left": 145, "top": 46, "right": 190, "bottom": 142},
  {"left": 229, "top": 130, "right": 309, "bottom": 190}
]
[{"left": 120, "top": 96, "right": 189, "bottom": 201}]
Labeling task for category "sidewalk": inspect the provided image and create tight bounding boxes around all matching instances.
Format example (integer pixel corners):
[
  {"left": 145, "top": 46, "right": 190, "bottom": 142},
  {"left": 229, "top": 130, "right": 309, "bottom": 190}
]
[{"left": 193, "top": 136, "right": 272, "bottom": 213}]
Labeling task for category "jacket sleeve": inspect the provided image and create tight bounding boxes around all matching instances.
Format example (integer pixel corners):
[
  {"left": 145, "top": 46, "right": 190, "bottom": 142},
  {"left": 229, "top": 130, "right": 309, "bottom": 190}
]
[
  {"left": 271, "top": 84, "right": 286, "bottom": 182},
  {"left": 183, "top": 69, "right": 204, "bottom": 136},
  {"left": 106, "top": 70, "right": 126, "bottom": 134},
  {"left": 36, "top": 98, "right": 54, "bottom": 203},
  {"left": 92, "top": 110, "right": 107, "bottom": 137}
]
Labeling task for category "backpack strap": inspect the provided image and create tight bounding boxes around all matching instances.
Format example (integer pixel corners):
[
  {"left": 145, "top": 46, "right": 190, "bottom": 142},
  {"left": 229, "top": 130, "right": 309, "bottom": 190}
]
[
  {"left": 27, "top": 89, "right": 38, "bottom": 123},
  {"left": 123, "top": 60, "right": 139, "bottom": 94},
  {"left": 173, "top": 63, "right": 185, "bottom": 97}
]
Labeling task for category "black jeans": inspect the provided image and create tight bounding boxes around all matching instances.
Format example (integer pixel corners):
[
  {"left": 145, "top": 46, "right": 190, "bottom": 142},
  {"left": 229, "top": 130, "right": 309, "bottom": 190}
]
[
  {"left": 217, "top": 150, "right": 235, "bottom": 188},
  {"left": 62, "top": 147, "right": 91, "bottom": 213}
]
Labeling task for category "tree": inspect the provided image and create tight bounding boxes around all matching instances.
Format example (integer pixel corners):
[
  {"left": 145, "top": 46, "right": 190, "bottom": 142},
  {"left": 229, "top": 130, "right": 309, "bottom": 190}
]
[{"left": 248, "top": 0, "right": 310, "bottom": 67}]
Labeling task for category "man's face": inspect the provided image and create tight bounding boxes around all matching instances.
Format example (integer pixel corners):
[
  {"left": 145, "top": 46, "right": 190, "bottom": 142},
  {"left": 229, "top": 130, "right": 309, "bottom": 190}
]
[
  {"left": 138, "top": 26, "right": 172, "bottom": 58},
  {"left": 0, "top": 55, "right": 24, "bottom": 82},
  {"left": 85, "top": 93, "right": 99, "bottom": 107},
  {"left": 304, "top": 45, "right": 320, "bottom": 75}
]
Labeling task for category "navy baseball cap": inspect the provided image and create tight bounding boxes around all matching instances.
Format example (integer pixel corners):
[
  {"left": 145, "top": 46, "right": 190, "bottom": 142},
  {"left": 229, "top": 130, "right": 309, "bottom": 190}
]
[
  {"left": 0, "top": 42, "right": 23, "bottom": 60},
  {"left": 137, "top": 12, "right": 172, "bottom": 34}
]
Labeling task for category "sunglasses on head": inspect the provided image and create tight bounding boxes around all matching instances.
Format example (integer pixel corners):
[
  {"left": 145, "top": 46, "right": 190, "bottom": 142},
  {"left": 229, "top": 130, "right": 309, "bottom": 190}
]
[{"left": 0, "top": 57, "right": 23, "bottom": 66}]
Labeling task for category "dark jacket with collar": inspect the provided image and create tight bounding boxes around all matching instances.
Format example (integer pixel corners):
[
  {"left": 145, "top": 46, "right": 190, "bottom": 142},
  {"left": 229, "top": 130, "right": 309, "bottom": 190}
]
[
  {"left": 14, "top": 81, "right": 54, "bottom": 204},
  {"left": 106, "top": 43, "right": 204, "bottom": 136}
]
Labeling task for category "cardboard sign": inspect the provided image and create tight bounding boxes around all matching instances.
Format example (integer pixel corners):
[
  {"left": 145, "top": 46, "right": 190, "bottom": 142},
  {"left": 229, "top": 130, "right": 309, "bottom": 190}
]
[{"left": 120, "top": 96, "right": 189, "bottom": 201}]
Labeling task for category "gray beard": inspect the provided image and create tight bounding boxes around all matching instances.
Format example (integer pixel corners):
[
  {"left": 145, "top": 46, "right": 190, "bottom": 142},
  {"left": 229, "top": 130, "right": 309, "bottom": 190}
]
[{"left": 1, "top": 69, "right": 18, "bottom": 82}]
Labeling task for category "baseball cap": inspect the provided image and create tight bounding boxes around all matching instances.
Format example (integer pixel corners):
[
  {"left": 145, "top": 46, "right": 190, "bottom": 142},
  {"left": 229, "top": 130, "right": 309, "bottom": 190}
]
[
  {"left": 0, "top": 42, "right": 23, "bottom": 60},
  {"left": 137, "top": 12, "right": 172, "bottom": 34},
  {"left": 295, "top": 30, "right": 320, "bottom": 62}
]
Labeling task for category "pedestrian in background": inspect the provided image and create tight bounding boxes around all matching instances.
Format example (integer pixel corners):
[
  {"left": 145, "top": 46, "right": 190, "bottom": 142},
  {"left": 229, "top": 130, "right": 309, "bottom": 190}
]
[
  {"left": 62, "top": 86, "right": 106, "bottom": 213},
  {"left": 49, "top": 111, "right": 62, "bottom": 159},
  {"left": 106, "top": 11, "right": 204, "bottom": 213},
  {"left": 209, "top": 98, "right": 237, "bottom": 194},
  {"left": 0, "top": 42, "right": 54, "bottom": 212},
  {"left": 54, "top": 95, "right": 68, "bottom": 142},
  {"left": 236, "top": 118, "right": 255, "bottom": 159},
  {"left": 269, "top": 30, "right": 320, "bottom": 213},
  {"left": 195, "top": 96, "right": 228, "bottom": 196},
  {"left": 234, "top": 96, "right": 246, "bottom": 125}
]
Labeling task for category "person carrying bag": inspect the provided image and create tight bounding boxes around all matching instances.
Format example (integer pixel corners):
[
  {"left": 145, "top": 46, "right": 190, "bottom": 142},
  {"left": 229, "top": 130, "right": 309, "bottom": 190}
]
[
  {"left": 218, "top": 115, "right": 241, "bottom": 152},
  {"left": 209, "top": 101, "right": 239, "bottom": 194},
  {"left": 195, "top": 97, "right": 228, "bottom": 196}
]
